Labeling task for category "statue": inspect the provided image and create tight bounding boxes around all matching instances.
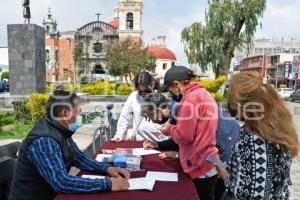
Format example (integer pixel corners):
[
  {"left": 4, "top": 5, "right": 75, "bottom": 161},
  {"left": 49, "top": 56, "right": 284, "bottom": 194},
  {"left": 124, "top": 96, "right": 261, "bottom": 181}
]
[{"left": 23, "top": 0, "right": 31, "bottom": 24}]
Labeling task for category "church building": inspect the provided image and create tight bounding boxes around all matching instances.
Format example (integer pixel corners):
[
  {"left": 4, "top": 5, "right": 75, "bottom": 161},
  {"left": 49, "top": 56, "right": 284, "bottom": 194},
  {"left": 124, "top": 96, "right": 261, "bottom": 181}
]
[{"left": 43, "top": 0, "right": 176, "bottom": 83}]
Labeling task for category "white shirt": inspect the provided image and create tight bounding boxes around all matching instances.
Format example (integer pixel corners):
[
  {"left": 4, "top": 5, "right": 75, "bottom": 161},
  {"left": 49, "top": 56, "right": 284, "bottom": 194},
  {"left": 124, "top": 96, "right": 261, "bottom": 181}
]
[{"left": 114, "top": 91, "right": 168, "bottom": 142}]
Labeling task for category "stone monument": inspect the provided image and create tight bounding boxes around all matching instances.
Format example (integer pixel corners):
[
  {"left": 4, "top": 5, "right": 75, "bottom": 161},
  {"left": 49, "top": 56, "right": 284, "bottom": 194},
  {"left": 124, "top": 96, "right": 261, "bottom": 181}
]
[{"left": 7, "top": 24, "right": 46, "bottom": 96}]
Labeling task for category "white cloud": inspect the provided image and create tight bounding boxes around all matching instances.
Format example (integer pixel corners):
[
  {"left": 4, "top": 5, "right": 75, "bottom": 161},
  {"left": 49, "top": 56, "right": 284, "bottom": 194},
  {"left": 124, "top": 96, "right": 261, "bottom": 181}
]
[
  {"left": 256, "top": 0, "right": 300, "bottom": 40},
  {"left": 1, "top": 0, "right": 300, "bottom": 66}
]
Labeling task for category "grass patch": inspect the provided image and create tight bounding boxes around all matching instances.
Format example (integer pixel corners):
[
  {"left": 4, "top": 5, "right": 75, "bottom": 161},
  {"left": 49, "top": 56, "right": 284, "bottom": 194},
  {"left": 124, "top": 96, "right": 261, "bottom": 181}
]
[
  {"left": 0, "top": 112, "right": 14, "bottom": 127},
  {"left": 0, "top": 122, "right": 34, "bottom": 140}
]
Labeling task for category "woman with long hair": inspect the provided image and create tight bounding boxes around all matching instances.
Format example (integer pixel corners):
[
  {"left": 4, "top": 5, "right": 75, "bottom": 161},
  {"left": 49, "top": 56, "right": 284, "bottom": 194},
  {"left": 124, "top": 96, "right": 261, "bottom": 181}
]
[{"left": 217, "top": 71, "right": 299, "bottom": 199}]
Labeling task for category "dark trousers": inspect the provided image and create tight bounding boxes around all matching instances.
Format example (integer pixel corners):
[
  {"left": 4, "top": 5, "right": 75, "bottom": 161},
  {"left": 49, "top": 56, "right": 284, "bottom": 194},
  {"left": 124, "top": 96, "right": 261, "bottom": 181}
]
[
  {"left": 215, "top": 178, "right": 226, "bottom": 200},
  {"left": 193, "top": 175, "right": 217, "bottom": 200}
]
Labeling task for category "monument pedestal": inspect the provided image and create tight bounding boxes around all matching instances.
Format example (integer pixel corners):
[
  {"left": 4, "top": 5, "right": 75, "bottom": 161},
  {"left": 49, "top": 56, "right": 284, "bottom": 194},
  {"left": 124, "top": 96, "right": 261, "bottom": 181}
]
[{"left": 7, "top": 24, "right": 46, "bottom": 96}]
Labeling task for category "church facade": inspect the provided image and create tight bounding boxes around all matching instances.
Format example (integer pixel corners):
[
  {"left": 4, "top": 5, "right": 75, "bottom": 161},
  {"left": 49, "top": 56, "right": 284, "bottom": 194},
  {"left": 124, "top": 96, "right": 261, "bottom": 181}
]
[{"left": 44, "top": 0, "right": 175, "bottom": 83}]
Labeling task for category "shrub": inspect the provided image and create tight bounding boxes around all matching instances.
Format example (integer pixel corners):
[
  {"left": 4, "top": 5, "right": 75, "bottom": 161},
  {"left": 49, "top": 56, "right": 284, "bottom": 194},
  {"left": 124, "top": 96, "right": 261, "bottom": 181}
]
[
  {"left": 117, "top": 84, "right": 133, "bottom": 95},
  {"left": 45, "top": 85, "right": 56, "bottom": 91},
  {"left": 13, "top": 101, "right": 31, "bottom": 124},
  {"left": 25, "top": 93, "right": 50, "bottom": 122},
  {"left": 45, "top": 84, "right": 80, "bottom": 91},
  {"left": 196, "top": 76, "right": 227, "bottom": 94},
  {"left": 1, "top": 71, "right": 9, "bottom": 79},
  {"left": 64, "top": 84, "right": 80, "bottom": 91},
  {"left": 195, "top": 76, "right": 227, "bottom": 101},
  {"left": 0, "top": 112, "right": 13, "bottom": 127},
  {"left": 279, "top": 84, "right": 287, "bottom": 88},
  {"left": 80, "top": 80, "right": 115, "bottom": 95},
  {"left": 212, "top": 92, "right": 224, "bottom": 102}
]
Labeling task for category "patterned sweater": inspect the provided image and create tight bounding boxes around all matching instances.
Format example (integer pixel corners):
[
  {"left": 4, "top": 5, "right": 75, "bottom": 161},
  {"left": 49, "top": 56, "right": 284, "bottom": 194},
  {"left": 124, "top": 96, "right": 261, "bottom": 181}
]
[{"left": 225, "top": 128, "right": 292, "bottom": 200}]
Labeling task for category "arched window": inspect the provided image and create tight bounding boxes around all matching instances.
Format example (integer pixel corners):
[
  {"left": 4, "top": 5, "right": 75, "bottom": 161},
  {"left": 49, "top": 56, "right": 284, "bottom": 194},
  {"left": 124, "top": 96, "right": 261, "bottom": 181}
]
[
  {"left": 46, "top": 25, "right": 50, "bottom": 32},
  {"left": 126, "top": 13, "right": 134, "bottom": 30},
  {"left": 93, "top": 64, "right": 105, "bottom": 74}
]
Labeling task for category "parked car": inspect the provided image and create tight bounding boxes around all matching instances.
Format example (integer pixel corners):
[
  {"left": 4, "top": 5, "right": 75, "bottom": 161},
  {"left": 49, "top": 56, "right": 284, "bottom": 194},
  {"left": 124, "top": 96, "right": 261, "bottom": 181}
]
[
  {"left": 290, "top": 89, "right": 300, "bottom": 102},
  {"left": 277, "top": 88, "right": 295, "bottom": 100}
]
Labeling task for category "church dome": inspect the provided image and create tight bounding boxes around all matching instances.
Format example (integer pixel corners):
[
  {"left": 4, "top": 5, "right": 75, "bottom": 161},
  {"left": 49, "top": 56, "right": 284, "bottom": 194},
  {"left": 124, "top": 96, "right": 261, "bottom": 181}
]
[
  {"left": 109, "top": 18, "right": 120, "bottom": 29},
  {"left": 146, "top": 46, "right": 176, "bottom": 61}
]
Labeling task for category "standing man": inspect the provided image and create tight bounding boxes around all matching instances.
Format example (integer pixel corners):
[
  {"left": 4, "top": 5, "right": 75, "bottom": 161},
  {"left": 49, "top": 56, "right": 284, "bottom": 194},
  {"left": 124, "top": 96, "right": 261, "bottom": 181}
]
[{"left": 9, "top": 90, "right": 130, "bottom": 200}]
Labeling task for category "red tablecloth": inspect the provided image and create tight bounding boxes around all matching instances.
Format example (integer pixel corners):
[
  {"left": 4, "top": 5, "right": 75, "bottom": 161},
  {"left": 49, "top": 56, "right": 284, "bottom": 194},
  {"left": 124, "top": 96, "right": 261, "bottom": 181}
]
[{"left": 55, "top": 141, "right": 199, "bottom": 200}]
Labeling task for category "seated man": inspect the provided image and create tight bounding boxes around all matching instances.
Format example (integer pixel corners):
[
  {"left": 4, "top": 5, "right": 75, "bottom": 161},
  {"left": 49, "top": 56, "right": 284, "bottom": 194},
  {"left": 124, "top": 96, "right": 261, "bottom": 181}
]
[{"left": 9, "top": 91, "right": 130, "bottom": 200}]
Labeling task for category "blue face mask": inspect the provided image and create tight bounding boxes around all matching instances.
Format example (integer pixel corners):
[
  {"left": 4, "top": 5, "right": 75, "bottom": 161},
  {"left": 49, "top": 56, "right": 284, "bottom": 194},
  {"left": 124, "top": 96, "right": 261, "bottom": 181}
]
[{"left": 68, "top": 115, "right": 83, "bottom": 132}]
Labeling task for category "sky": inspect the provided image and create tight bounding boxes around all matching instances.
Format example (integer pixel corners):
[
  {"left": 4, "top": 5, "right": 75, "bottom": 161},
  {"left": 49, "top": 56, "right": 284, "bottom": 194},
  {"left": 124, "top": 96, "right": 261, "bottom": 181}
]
[{"left": 1, "top": 0, "right": 300, "bottom": 66}]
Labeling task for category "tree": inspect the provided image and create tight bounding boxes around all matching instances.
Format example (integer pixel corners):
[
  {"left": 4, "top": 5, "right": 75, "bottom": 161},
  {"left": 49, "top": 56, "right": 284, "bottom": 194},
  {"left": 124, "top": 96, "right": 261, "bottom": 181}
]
[
  {"left": 106, "top": 38, "right": 156, "bottom": 83},
  {"left": 181, "top": 0, "right": 267, "bottom": 77},
  {"left": 1, "top": 71, "right": 9, "bottom": 79},
  {"left": 74, "top": 43, "right": 85, "bottom": 83}
]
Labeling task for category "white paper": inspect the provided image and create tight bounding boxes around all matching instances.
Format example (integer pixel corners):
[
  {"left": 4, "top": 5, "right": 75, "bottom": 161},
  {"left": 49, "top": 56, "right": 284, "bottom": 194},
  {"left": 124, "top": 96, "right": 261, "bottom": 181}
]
[
  {"left": 132, "top": 148, "right": 161, "bottom": 156},
  {"left": 81, "top": 175, "right": 106, "bottom": 179},
  {"left": 146, "top": 171, "right": 178, "bottom": 182},
  {"left": 95, "top": 154, "right": 113, "bottom": 162},
  {"left": 128, "top": 178, "right": 155, "bottom": 191}
]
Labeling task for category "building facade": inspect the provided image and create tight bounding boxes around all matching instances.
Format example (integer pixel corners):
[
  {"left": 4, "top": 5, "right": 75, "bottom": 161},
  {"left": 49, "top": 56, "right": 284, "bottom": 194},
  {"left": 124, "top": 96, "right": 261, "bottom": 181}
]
[
  {"left": 241, "top": 53, "right": 300, "bottom": 88},
  {"left": 43, "top": 9, "right": 76, "bottom": 83},
  {"left": 146, "top": 34, "right": 177, "bottom": 79},
  {"left": 75, "top": 21, "right": 119, "bottom": 82},
  {"left": 42, "top": 0, "right": 176, "bottom": 84},
  {"left": 236, "top": 37, "right": 300, "bottom": 63}
]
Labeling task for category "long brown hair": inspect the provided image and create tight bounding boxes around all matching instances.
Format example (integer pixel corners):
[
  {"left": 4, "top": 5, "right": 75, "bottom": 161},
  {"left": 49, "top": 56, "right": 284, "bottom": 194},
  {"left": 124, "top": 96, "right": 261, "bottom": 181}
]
[{"left": 228, "top": 71, "right": 299, "bottom": 157}]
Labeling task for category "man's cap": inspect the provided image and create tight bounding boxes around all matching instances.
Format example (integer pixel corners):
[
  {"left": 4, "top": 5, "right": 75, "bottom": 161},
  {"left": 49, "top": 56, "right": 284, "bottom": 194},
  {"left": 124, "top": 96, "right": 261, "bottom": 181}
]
[{"left": 159, "top": 66, "right": 192, "bottom": 93}]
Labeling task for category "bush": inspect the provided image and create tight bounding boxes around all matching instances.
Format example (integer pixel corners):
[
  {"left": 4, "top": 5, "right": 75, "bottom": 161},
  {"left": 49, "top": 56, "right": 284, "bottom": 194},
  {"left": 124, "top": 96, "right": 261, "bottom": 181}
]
[
  {"left": 195, "top": 76, "right": 227, "bottom": 102},
  {"left": 45, "top": 84, "right": 80, "bottom": 91},
  {"left": 13, "top": 101, "right": 31, "bottom": 124},
  {"left": 279, "top": 84, "right": 287, "bottom": 88},
  {"left": 1, "top": 71, "right": 9, "bottom": 79},
  {"left": 196, "top": 76, "right": 227, "bottom": 94},
  {"left": 80, "top": 80, "right": 116, "bottom": 95},
  {"left": 45, "top": 85, "right": 56, "bottom": 91},
  {"left": 212, "top": 92, "right": 224, "bottom": 102},
  {"left": 117, "top": 84, "right": 133, "bottom": 95},
  {"left": 0, "top": 112, "right": 13, "bottom": 127},
  {"left": 64, "top": 84, "right": 80, "bottom": 91},
  {"left": 25, "top": 93, "right": 50, "bottom": 122}
]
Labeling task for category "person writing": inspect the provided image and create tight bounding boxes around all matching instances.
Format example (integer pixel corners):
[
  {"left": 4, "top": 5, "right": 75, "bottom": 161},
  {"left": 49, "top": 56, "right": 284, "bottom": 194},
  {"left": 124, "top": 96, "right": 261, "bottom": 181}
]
[
  {"left": 112, "top": 71, "right": 167, "bottom": 142},
  {"left": 9, "top": 91, "right": 130, "bottom": 200},
  {"left": 159, "top": 66, "right": 220, "bottom": 200}
]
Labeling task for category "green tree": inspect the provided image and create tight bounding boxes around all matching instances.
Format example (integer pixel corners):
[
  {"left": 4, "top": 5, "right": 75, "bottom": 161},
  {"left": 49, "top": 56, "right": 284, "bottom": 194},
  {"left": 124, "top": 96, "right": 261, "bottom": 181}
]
[
  {"left": 181, "top": 0, "right": 267, "bottom": 77},
  {"left": 106, "top": 38, "right": 156, "bottom": 84},
  {"left": 74, "top": 43, "right": 85, "bottom": 82},
  {"left": 1, "top": 71, "right": 9, "bottom": 79}
]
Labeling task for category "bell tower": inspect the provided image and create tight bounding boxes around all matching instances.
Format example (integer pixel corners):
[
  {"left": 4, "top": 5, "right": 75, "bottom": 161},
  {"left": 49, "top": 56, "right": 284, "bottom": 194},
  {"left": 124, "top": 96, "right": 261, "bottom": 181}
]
[{"left": 118, "top": 0, "right": 143, "bottom": 43}]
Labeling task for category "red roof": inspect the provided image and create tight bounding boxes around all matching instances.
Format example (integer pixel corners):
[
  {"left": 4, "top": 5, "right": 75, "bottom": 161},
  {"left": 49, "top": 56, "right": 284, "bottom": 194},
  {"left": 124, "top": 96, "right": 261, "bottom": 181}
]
[
  {"left": 109, "top": 18, "right": 119, "bottom": 29},
  {"left": 146, "top": 46, "right": 176, "bottom": 60}
]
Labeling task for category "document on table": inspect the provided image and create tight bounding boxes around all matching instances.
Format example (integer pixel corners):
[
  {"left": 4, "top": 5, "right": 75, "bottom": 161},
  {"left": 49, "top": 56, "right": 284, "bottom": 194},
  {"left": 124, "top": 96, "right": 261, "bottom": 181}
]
[
  {"left": 81, "top": 175, "right": 106, "bottom": 179},
  {"left": 95, "top": 154, "right": 113, "bottom": 162},
  {"left": 132, "top": 148, "right": 161, "bottom": 156},
  {"left": 128, "top": 178, "right": 156, "bottom": 191},
  {"left": 146, "top": 171, "right": 178, "bottom": 182}
]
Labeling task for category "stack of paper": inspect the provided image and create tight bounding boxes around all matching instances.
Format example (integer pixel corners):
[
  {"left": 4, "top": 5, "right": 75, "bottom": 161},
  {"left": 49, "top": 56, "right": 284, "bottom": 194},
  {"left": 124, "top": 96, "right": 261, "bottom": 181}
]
[
  {"left": 128, "top": 178, "right": 156, "bottom": 191},
  {"left": 81, "top": 175, "right": 105, "bottom": 179},
  {"left": 145, "top": 171, "right": 178, "bottom": 182},
  {"left": 96, "top": 154, "right": 114, "bottom": 163},
  {"left": 126, "top": 156, "right": 142, "bottom": 171},
  {"left": 132, "top": 148, "right": 161, "bottom": 156}
]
